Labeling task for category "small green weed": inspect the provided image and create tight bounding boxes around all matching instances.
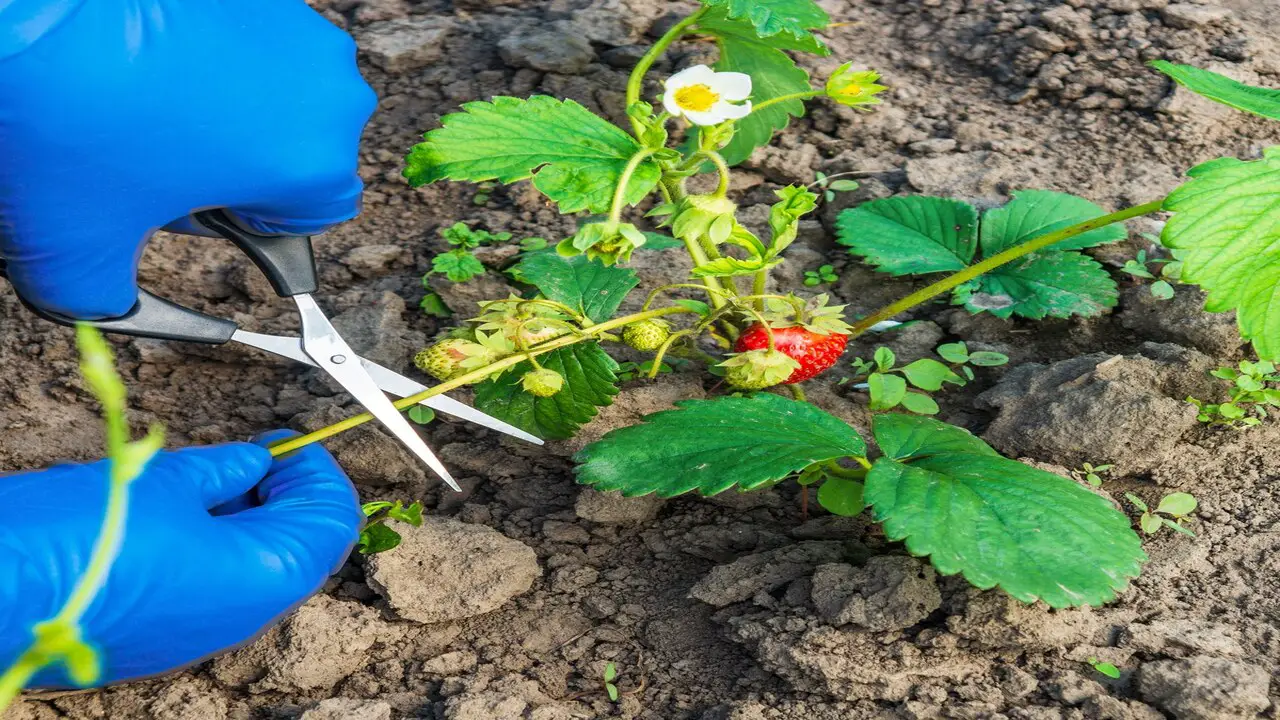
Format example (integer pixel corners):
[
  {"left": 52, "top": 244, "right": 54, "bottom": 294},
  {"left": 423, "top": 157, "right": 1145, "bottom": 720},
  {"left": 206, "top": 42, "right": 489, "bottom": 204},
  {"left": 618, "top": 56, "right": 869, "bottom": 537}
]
[
  {"left": 848, "top": 342, "right": 1009, "bottom": 415},
  {"left": 1087, "top": 657, "right": 1122, "bottom": 679},
  {"left": 1073, "top": 462, "right": 1114, "bottom": 488},
  {"left": 811, "top": 170, "right": 860, "bottom": 204},
  {"left": 1188, "top": 360, "right": 1280, "bottom": 428},
  {"left": 1124, "top": 492, "right": 1197, "bottom": 537},
  {"left": 803, "top": 264, "right": 838, "bottom": 286},
  {"left": 429, "top": 222, "right": 513, "bottom": 283},
  {"left": 1120, "top": 248, "right": 1179, "bottom": 301},
  {"left": 358, "top": 500, "right": 425, "bottom": 554}
]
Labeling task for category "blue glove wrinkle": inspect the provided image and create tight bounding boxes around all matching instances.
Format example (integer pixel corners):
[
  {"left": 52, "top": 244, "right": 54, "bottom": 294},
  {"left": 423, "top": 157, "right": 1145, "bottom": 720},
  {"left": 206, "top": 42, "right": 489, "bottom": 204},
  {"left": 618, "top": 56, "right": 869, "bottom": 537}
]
[
  {"left": 0, "top": 437, "right": 360, "bottom": 687},
  {"left": 0, "top": 0, "right": 376, "bottom": 319}
]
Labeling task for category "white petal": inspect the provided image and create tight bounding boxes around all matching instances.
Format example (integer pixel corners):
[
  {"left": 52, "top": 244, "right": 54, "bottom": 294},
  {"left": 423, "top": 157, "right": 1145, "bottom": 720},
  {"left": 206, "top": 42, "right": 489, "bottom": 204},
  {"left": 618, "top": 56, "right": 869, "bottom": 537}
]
[
  {"left": 682, "top": 108, "right": 724, "bottom": 126},
  {"left": 709, "top": 72, "right": 752, "bottom": 101},
  {"left": 665, "top": 64, "right": 715, "bottom": 90},
  {"left": 662, "top": 93, "right": 685, "bottom": 117},
  {"left": 714, "top": 100, "right": 752, "bottom": 120}
]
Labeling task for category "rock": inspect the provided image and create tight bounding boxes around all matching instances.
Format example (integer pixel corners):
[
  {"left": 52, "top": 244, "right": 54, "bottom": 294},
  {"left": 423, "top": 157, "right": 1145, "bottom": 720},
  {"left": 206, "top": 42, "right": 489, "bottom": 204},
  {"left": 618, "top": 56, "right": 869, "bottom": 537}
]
[
  {"left": 690, "top": 541, "right": 851, "bottom": 607},
  {"left": 1161, "top": 4, "right": 1233, "bottom": 28},
  {"left": 211, "top": 595, "right": 393, "bottom": 692},
  {"left": 366, "top": 517, "right": 540, "bottom": 623},
  {"left": 1119, "top": 285, "right": 1242, "bottom": 358},
  {"left": 574, "top": 488, "right": 663, "bottom": 525},
  {"left": 810, "top": 557, "right": 941, "bottom": 631},
  {"left": 1137, "top": 657, "right": 1270, "bottom": 719},
  {"left": 977, "top": 345, "right": 1216, "bottom": 473},
  {"left": 300, "top": 698, "right": 393, "bottom": 720},
  {"left": 147, "top": 676, "right": 229, "bottom": 720},
  {"left": 747, "top": 142, "right": 820, "bottom": 184},
  {"left": 498, "top": 24, "right": 596, "bottom": 75},
  {"left": 1122, "top": 619, "right": 1245, "bottom": 659},
  {"left": 352, "top": 0, "right": 408, "bottom": 24},
  {"left": 359, "top": 18, "right": 453, "bottom": 73},
  {"left": 343, "top": 244, "right": 405, "bottom": 278}
]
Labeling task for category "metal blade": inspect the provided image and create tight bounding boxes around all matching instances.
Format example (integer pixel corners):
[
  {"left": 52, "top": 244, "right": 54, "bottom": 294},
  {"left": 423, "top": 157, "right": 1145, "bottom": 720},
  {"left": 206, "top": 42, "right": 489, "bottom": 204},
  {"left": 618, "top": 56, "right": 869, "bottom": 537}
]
[
  {"left": 290, "top": 296, "right": 460, "bottom": 491},
  {"left": 231, "top": 330, "right": 543, "bottom": 445}
]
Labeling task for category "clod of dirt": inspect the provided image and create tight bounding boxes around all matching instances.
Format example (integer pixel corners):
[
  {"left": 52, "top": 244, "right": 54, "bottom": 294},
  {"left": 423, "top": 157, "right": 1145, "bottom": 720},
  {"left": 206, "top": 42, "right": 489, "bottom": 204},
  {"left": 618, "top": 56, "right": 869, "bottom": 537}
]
[
  {"left": 1136, "top": 656, "right": 1271, "bottom": 720},
  {"left": 343, "top": 244, "right": 406, "bottom": 279},
  {"left": 810, "top": 557, "right": 942, "bottom": 631},
  {"left": 574, "top": 488, "right": 663, "bottom": 525},
  {"left": 211, "top": 594, "right": 396, "bottom": 693},
  {"left": 294, "top": 403, "right": 429, "bottom": 489},
  {"left": 358, "top": 18, "right": 454, "bottom": 73},
  {"left": 145, "top": 676, "right": 231, "bottom": 720},
  {"left": 946, "top": 589, "right": 1111, "bottom": 652},
  {"left": 977, "top": 343, "right": 1217, "bottom": 473},
  {"left": 427, "top": 272, "right": 518, "bottom": 320},
  {"left": 329, "top": 290, "right": 426, "bottom": 372},
  {"left": 300, "top": 698, "right": 392, "bottom": 720},
  {"left": 498, "top": 24, "right": 596, "bottom": 75},
  {"left": 442, "top": 677, "right": 584, "bottom": 720},
  {"left": 366, "top": 517, "right": 540, "bottom": 624},
  {"left": 1121, "top": 619, "right": 1245, "bottom": 659},
  {"left": 905, "top": 150, "right": 1048, "bottom": 197},
  {"left": 1119, "top": 285, "right": 1242, "bottom": 358},
  {"left": 690, "top": 541, "right": 853, "bottom": 607}
]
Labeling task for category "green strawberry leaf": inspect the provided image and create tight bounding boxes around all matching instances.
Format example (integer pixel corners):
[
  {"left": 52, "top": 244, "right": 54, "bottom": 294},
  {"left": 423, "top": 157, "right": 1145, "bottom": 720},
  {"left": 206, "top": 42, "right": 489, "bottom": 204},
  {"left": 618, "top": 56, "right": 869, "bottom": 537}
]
[
  {"left": 475, "top": 342, "right": 620, "bottom": 440},
  {"left": 979, "top": 190, "right": 1128, "bottom": 255},
  {"left": 574, "top": 394, "right": 866, "bottom": 497},
  {"left": 955, "top": 250, "right": 1117, "bottom": 319},
  {"left": 836, "top": 197, "right": 979, "bottom": 275},
  {"left": 697, "top": 0, "right": 830, "bottom": 41},
  {"left": 514, "top": 253, "right": 639, "bottom": 323},
  {"left": 866, "top": 414, "right": 1146, "bottom": 608},
  {"left": 1150, "top": 60, "right": 1280, "bottom": 121},
  {"left": 1161, "top": 147, "right": 1280, "bottom": 359},
  {"left": 404, "top": 96, "right": 661, "bottom": 214},
  {"left": 699, "top": 11, "right": 821, "bottom": 166}
]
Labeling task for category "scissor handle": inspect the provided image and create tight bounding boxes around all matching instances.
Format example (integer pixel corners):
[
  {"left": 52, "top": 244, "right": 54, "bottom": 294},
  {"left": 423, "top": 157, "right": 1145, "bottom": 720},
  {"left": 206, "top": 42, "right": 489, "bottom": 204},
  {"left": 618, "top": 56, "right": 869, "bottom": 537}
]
[
  {"left": 0, "top": 259, "right": 239, "bottom": 343},
  {"left": 193, "top": 209, "right": 319, "bottom": 298}
]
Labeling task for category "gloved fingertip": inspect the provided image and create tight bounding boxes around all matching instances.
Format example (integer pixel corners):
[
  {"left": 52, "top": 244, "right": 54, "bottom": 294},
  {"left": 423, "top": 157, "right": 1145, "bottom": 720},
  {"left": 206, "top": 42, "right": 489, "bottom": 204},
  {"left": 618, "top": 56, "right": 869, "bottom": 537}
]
[
  {"left": 159, "top": 443, "right": 273, "bottom": 510},
  {"left": 251, "top": 429, "right": 302, "bottom": 447}
]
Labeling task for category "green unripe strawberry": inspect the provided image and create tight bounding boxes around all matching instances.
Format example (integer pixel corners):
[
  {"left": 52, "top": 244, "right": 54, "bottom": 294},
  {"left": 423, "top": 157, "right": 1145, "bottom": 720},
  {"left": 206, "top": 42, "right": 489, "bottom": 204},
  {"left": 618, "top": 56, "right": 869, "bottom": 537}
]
[
  {"left": 415, "top": 338, "right": 497, "bottom": 381},
  {"left": 521, "top": 368, "right": 565, "bottom": 397},
  {"left": 622, "top": 319, "right": 671, "bottom": 352}
]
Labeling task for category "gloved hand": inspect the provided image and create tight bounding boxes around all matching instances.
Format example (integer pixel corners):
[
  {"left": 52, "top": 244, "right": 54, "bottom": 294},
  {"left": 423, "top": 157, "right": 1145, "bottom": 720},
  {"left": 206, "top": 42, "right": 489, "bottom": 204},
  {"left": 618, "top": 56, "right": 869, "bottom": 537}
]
[
  {"left": 0, "top": 0, "right": 377, "bottom": 320},
  {"left": 0, "top": 432, "right": 362, "bottom": 686}
]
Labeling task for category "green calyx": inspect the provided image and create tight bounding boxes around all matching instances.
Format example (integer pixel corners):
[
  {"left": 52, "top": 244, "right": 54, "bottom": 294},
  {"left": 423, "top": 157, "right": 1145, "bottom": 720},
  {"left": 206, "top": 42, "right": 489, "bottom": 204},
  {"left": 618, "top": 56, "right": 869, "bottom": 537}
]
[
  {"left": 825, "top": 64, "right": 888, "bottom": 110},
  {"left": 720, "top": 348, "right": 800, "bottom": 390},
  {"left": 521, "top": 367, "right": 566, "bottom": 397},
  {"left": 556, "top": 220, "right": 648, "bottom": 265},
  {"left": 665, "top": 194, "right": 739, "bottom": 244},
  {"left": 415, "top": 334, "right": 508, "bottom": 381},
  {"left": 761, "top": 293, "right": 853, "bottom": 335}
]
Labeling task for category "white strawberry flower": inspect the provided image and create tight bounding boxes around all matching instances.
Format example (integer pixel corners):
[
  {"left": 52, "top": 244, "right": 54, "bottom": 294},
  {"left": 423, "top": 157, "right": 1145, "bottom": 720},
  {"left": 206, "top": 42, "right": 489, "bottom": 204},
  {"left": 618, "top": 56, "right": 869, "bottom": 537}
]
[{"left": 662, "top": 65, "right": 752, "bottom": 126}]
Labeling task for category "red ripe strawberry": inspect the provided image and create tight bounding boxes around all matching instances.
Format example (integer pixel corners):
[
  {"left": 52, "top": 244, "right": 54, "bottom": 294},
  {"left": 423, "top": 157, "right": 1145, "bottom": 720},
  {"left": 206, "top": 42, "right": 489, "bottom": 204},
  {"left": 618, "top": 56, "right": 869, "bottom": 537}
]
[{"left": 734, "top": 325, "right": 849, "bottom": 384}]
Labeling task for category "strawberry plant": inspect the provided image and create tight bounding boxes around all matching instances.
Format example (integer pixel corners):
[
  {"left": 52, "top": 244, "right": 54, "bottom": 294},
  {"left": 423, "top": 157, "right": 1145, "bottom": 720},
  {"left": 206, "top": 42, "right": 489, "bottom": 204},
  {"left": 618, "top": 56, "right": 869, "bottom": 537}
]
[{"left": 270, "top": 5, "right": 1280, "bottom": 610}]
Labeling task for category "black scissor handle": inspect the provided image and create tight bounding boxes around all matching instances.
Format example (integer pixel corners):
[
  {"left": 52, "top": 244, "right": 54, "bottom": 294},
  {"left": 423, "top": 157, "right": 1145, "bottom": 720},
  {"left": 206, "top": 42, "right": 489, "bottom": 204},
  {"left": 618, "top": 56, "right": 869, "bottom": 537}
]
[
  {"left": 0, "top": 259, "right": 238, "bottom": 344},
  {"left": 193, "top": 209, "right": 319, "bottom": 298}
]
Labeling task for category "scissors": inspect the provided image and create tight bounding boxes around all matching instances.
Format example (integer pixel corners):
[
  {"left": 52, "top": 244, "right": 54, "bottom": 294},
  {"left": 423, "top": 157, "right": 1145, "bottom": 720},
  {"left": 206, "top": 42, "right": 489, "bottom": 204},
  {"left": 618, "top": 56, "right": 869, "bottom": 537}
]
[{"left": 0, "top": 209, "right": 543, "bottom": 491}]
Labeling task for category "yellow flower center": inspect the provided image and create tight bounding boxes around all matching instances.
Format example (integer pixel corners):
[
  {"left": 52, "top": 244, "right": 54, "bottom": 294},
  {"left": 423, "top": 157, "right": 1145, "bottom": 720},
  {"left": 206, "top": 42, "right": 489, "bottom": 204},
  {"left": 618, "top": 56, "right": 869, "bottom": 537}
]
[
  {"left": 836, "top": 84, "right": 865, "bottom": 97},
  {"left": 674, "top": 84, "right": 721, "bottom": 112}
]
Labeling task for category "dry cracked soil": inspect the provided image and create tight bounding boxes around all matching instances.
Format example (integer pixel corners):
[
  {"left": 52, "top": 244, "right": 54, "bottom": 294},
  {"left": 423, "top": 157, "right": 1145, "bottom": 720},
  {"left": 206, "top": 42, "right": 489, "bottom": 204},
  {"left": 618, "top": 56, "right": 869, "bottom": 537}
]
[{"left": 4, "top": 0, "right": 1280, "bottom": 718}]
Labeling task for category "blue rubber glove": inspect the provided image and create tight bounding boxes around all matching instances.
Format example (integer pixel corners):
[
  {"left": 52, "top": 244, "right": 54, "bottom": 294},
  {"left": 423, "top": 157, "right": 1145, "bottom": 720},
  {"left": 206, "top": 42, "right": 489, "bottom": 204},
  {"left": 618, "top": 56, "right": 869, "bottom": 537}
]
[
  {"left": 0, "top": 0, "right": 377, "bottom": 319},
  {"left": 0, "top": 432, "right": 362, "bottom": 686}
]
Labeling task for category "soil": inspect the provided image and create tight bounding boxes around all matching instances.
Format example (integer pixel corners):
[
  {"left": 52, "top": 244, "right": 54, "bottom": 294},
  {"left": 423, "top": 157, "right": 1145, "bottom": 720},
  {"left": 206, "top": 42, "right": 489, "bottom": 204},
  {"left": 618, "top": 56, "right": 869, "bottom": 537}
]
[{"left": 4, "top": 0, "right": 1280, "bottom": 718}]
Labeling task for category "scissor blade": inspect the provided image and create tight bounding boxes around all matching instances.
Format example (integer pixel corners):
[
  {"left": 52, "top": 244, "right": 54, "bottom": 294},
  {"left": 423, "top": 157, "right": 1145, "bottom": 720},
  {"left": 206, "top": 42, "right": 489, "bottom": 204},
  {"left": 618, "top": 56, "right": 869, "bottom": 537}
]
[
  {"left": 358, "top": 362, "right": 544, "bottom": 445},
  {"left": 231, "top": 330, "right": 543, "bottom": 445},
  {"left": 290, "top": 296, "right": 461, "bottom": 491}
]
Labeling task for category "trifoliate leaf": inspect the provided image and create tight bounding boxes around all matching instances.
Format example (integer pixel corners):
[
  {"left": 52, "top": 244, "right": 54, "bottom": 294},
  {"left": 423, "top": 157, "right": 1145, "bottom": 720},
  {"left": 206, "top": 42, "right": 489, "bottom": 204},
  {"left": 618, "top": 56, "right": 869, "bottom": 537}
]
[
  {"left": 1161, "top": 147, "right": 1280, "bottom": 359},
  {"left": 836, "top": 197, "right": 979, "bottom": 275},
  {"left": 817, "top": 476, "right": 866, "bottom": 516},
  {"left": 514, "top": 253, "right": 639, "bottom": 323},
  {"left": 955, "top": 250, "right": 1117, "bottom": 320},
  {"left": 405, "top": 96, "right": 662, "bottom": 214},
  {"left": 432, "top": 250, "right": 486, "bottom": 282},
  {"left": 979, "top": 190, "right": 1128, "bottom": 255},
  {"left": 1150, "top": 60, "right": 1280, "bottom": 121},
  {"left": 574, "top": 394, "right": 866, "bottom": 497},
  {"left": 476, "top": 342, "right": 620, "bottom": 440},
  {"left": 866, "top": 414, "right": 1146, "bottom": 608},
  {"left": 697, "top": 0, "right": 830, "bottom": 41},
  {"left": 699, "top": 11, "right": 818, "bottom": 166}
]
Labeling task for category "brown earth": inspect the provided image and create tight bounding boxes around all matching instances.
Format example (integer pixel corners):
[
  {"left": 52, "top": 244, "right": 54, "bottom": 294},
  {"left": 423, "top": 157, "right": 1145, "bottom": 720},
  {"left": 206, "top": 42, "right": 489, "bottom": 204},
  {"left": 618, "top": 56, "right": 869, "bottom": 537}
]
[{"left": 5, "top": 0, "right": 1280, "bottom": 718}]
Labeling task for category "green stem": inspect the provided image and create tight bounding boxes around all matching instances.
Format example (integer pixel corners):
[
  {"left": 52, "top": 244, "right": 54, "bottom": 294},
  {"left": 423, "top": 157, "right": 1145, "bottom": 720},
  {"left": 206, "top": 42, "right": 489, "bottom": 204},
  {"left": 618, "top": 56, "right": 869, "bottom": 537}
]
[
  {"left": 697, "top": 151, "right": 731, "bottom": 198},
  {"left": 517, "top": 298, "right": 589, "bottom": 325},
  {"left": 270, "top": 306, "right": 698, "bottom": 456},
  {"left": 608, "top": 150, "right": 657, "bottom": 224},
  {"left": 625, "top": 9, "right": 706, "bottom": 136},
  {"left": 682, "top": 237, "right": 729, "bottom": 311},
  {"left": 648, "top": 330, "right": 695, "bottom": 378},
  {"left": 0, "top": 657, "right": 41, "bottom": 708},
  {"left": 823, "top": 458, "right": 868, "bottom": 479},
  {"left": 750, "top": 90, "right": 825, "bottom": 115},
  {"left": 642, "top": 283, "right": 735, "bottom": 311},
  {"left": 752, "top": 271, "right": 767, "bottom": 311},
  {"left": 788, "top": 384, "right": 807, "bottom": 402},
  {"left": 847, "top": 199, "right": 1166, "bottom": 338}
]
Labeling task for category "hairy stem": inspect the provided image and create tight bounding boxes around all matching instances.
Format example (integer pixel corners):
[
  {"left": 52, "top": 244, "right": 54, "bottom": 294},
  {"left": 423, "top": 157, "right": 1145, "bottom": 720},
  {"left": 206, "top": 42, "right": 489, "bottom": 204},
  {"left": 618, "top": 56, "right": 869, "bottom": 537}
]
[
  {"left": 625, "top": 9, "right": 706, "bottom": 136},
  {"left": 608, "top": 149, "right": 657, "bottom": 224},
  {"left": 270, "top": 306, "right": 698, "bottom": 456},
  {"left": 847, "top": 199, "right": 1167, "bottom": 338},
  {"left": 788, "top": 384, "right": 807, "bottom": 402},
  {"left": 751, "top": 271, "right": 767, "bottom": 311},
  {"left": 682, "top": 237, "right": 729, "bottom": 310},
  {"left": 648, "top": 330, "right": 695, "bottom": 378},
  {"left": 750, "top": 90, "right": 825, "bottom": 115}
]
